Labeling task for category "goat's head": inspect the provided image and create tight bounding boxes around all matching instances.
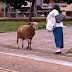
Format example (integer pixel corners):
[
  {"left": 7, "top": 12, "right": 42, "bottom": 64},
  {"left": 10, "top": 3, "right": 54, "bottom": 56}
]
[
  {"left": 32, "top": 22, "right": 38, "bottom": 30},
  {"left": 29, "top": 22, "right": 38, "bottom": 30}
]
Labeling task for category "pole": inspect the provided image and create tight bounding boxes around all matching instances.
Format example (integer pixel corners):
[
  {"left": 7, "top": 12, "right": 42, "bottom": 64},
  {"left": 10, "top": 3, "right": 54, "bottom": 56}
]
[
  {"left": 4, "top": 3, "right": 5, "bottom": 17},
  {"left": 16, "top": 9, "right": 18, "bottom": 18},
  {"left": 34, "top": 0, "right": 37, "bottom": 17},
  {"left": 29, "top": 0, "right": 36, "bottom": 23},
  {"left": 4, "top": 0, "right": 6, "bottom": 18}
]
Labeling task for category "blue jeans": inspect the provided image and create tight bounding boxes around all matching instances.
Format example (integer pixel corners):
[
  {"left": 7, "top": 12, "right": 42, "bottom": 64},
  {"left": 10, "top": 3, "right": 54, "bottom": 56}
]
[{"left": 53, "top": 27, "right": 64, "bottom": 48}]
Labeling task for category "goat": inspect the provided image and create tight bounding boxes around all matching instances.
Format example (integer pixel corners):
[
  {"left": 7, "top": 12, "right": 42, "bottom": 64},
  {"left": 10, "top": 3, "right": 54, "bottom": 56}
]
[{"left": 17, "top": 22, "right": 38, "bottom": 50}]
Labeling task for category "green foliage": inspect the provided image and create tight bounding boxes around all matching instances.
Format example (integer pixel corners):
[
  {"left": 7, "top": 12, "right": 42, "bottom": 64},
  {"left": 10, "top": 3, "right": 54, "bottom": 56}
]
[
  {"left": 38, "top": 22, "right": 46, "bottom": 29},
  {"left": 0, "top": 0, "right": 33, "bottom": 9},
  {"left": 63, "top": 21, "right": 72, "bottom": 26},
  {"left": 1, "top": 0, "right": 72, "bottom": 9},
  {"left": 68, "top": 48, "right": 72, "bottom": 53}
]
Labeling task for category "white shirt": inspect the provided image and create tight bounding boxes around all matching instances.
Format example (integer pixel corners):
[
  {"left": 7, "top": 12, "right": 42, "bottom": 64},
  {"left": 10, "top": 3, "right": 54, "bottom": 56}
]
[{"left": 47, "top": 9, "right": 63, "bottom": 27}]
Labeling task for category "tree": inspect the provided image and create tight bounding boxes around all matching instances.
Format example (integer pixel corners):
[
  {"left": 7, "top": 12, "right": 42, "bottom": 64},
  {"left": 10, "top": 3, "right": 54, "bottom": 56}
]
[
  {"left": 1, "top": 0, "right": 72, "bottom": 10},
  {"left": 0, "top": 0, "right": 36, "bottom": 22},
  {"left": 29, "top": 0, "right": 36, "bottom": 22},
  {"left": 0, "top": 0, "right": 32, "bottom": 9}
]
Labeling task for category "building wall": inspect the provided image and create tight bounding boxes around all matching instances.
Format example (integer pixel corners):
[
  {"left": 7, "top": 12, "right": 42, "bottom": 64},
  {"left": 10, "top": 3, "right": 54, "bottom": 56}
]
[
  {"left": 60, "top": 4, "right": 72, "bottom": 16},
  {"left": 61, "top": 4, "right": 72, "bottom": 11},
  {"left": 36, "top": 0, "right": 72, "bottom": 16}
]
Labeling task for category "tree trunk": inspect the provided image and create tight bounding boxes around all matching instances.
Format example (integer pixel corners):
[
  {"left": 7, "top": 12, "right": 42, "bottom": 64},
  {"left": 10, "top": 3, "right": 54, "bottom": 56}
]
[
  {"left": 34, "top": 1, "right": 37, "bottom": 17},
  {"left": 28, "top": 0, "right": 36, "bottom": 23}
]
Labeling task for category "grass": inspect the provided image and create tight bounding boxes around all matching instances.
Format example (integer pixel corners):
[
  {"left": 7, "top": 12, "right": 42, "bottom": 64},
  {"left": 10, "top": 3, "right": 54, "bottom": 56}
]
[
  {"left": 63, "top": 21, "right": 72, "bottom": 26},
  {"left": 0, "top": 21, "right": 47, "bottom": 32},
  {"left": 0, "top": 21, "right": 28, "bottom": 32},
  {"left": 68, "top": 48, "right": 72, "bottom": 53},
  {"left": 0, "top": 21, "right": 72, "bottom": 32}
]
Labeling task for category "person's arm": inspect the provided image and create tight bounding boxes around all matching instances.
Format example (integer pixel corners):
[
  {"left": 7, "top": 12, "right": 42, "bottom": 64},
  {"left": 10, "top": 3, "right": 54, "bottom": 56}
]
[
  {"left": 46, "top": 10, "right": 59, "bottom": 22},
  {"left": 46, "top": 10, "right": 54, "bottom": 21},
  {"left": 46, "top": 11, "right": 53, "bottom": 23}
]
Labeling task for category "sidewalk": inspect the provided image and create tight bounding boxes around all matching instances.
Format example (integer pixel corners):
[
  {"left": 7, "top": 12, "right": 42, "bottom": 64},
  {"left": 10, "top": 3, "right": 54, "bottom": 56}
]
[
  {"left": 0, "top": 26, "right": 72, "bottom": 54},
  {"left": 0, "top": 26, "right": 72, "bottom": 72},
  {"left": 0, "top": 53, "right": 72, "bottom": 72}
]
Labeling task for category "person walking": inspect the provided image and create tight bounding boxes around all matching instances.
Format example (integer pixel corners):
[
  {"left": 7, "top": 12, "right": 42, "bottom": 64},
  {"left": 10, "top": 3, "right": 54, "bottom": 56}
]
[{"left": 46, "top": 4, "right": 64, "bottom": 54}]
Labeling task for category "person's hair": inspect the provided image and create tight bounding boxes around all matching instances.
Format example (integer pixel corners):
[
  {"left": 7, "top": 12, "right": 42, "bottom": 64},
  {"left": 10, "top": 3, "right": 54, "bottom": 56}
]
[{"left": 52, "top": 4, "right": 62, "bottom": 13}]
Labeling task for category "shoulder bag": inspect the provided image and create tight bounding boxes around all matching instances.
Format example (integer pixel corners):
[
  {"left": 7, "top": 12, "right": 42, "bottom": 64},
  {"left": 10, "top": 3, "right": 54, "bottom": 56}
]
[
  {"left": 55, "top": 13, "right": 65, "bottom": 23},
  {"left": 46, "top": 17, "right": 56, "bottom": 32}
]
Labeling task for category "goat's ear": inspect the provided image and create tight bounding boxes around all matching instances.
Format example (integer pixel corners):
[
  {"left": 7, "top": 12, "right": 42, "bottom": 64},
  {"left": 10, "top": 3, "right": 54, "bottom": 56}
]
[{"left": 33, "top": 22, "right": 38, "bottom": 30}]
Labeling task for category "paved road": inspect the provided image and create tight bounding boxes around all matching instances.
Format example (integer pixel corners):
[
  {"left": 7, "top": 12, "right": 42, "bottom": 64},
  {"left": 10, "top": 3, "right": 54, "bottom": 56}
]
[
  {"left": 0, "top": 53, "right": 72, "bottom": 72},
  {"left": 0, "top": 26, "right": 72, "bottom": 72},
  {"left": 0, "top": 26, "right": 72, "bottom": 53}
]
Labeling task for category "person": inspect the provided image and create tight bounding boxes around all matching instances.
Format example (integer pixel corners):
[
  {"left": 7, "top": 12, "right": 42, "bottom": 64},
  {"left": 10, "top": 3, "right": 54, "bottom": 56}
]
[{"left": 46, "top": 4, "right": 64, "bottom": 54}]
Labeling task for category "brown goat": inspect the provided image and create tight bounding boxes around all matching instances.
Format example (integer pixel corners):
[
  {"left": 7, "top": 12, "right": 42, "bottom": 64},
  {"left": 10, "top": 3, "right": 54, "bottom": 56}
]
[{"left": 17, "top": 22, "right": 38, "bottom": 50}]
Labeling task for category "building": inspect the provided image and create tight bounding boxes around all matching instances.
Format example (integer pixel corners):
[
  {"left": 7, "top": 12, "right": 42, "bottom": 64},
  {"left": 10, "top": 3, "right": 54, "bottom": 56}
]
[
  {"left": 0, "top": 0, "right": 72, "bottom": 18},
  {"left": 36, "top": 0, "right": 67, "bottom": 16},
  {"left": 38, "top": 0, "right": 72, "bottom": 16}
]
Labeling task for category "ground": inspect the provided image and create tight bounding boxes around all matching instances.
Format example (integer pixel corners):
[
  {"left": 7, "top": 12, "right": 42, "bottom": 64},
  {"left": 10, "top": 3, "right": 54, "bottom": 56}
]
[{"left": 0, "top": 26, "right": 72, "bottom": 72}]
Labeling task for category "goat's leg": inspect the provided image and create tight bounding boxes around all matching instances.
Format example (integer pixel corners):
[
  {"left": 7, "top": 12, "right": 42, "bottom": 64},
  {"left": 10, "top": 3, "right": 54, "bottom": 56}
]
[
  {"left": 29, "top": 39, "right": 32, "bottom": 50},
  {"left": 17, "top": 38, "right": 19, "bottom": 49},
  {"left": 26, "top": 38, "right": 29, "bottom": 49},
  {"left": 22, "top": 39, "right": 24, "bottom": 48}
]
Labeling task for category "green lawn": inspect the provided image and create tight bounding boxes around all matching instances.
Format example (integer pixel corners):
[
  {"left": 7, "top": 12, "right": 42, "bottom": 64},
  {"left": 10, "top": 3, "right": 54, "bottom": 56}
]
[
  {"left": 0, "top": 21, "right": 72, "bottom": 32},
  {"left": 63, "top": 21, "right": 72, "bottom": 26},
  {"left": 68, "top": 48, "right": 72, "bottom": 53},
  {"left": 0, "top": 21, "right": 28, "bottom": 32}
]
